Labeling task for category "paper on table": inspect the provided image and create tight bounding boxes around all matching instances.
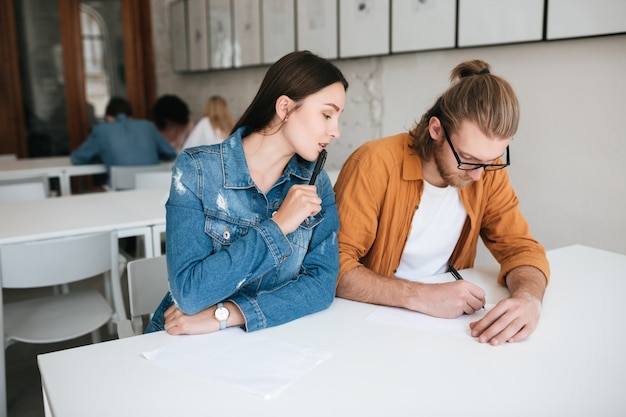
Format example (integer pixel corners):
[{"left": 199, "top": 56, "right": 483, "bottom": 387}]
[
  {"left": 367, "top": 304, "right": 494, "bottom": 337},
  {"left": 142, "top": 327, "right": 332, "bottom": 399}
]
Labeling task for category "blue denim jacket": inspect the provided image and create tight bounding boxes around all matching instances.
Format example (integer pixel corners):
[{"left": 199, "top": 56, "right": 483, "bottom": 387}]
[{"left": 146, "top": 126, "right": 339, "bottom": 332}]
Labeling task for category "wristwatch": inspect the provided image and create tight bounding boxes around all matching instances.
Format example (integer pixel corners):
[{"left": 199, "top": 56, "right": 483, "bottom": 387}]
[{"left": 214, "top": 302, "right": 230, "bottom": 330}]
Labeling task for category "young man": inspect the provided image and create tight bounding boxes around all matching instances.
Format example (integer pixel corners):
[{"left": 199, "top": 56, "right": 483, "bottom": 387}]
[
  {"left": 71, "top": 97, "right": 177, "bottom": 186},
  {"left": 334, "top": 60, "right": 549, "bottom": 346}
]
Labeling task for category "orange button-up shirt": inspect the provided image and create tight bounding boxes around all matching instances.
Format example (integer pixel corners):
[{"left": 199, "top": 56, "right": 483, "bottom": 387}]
[{"left": 334, "top": 133, "right": 550, "bottom": 286}]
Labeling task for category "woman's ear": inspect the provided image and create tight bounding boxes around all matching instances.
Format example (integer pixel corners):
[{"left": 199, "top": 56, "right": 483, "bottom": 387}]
[
  {"left": 275, "top": 95, "right": 293, "bottom": 121},
  {"left": 428, "top": 116, "right": 444, "bottom": 142}
]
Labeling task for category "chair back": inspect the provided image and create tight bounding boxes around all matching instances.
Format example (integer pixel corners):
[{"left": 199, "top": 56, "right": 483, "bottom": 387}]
[
  {"left": 127, "top": 255, "right": 169, "bottom": 318},
  {"left": 0, "top": 176, "right": 48, "bottom": 202},
  {"left": 0, "top": 232, "right": 113, "bottom": 288},
  {"left": 135, "top": 171, "right": 172, "bottom": 190},
  {"left": 109, "top": 164, "right": 170, "bottom": 191}
]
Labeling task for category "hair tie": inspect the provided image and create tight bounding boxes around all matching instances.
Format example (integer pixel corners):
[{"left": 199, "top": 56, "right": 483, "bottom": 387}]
[{"left": 480, "top": 68, "right": 490, "bottom": 74}]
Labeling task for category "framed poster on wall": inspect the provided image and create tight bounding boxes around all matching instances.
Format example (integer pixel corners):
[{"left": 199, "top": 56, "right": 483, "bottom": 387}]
[
  {"left": 458, "top": 0, "right": 544, "bottom": 47},
  {"left": 391, "top": 0, "right": 456, "bottom": 53},
  {"left": 187, "top": 0, "right": 209, "bottom": 71},
  {"left": 208, "top": 0, "right": 233, "bottom": 69},
  {"left": 170, "top": 0, "right": 188, "bottom": 72},
  {"left": 232, "top": 0, "right": 261, "bottom": 67},
  {"left": 339, "top": 0, "right": 389, "bottom": 58},
  {"left": 296, "top": 0, "right": 338, "bottom": 59},
  {"left": 262, "top": 0, "right": 295, "bottom": 64},
  {"left": 547, "top": 0, "right": 626, "bottom": 40}
]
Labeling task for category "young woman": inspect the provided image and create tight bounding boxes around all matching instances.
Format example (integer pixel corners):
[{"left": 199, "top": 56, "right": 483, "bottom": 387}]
[
  {"left": 146, "top": 51, "right": 348, "bottom": 334},
  {"left": 182, "top": 95, "right": 235, "bottom": 149}
]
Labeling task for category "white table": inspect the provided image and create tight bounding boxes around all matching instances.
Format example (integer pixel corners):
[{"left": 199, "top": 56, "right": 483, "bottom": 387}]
[
  {"left": 36, "top": 245, "right": 626, "bottom": 417},
  {"left": 0, "top": 188, "right": 168, "bottom": 417},
  {"left": 0, "top": 187, "right": 166, "bottom": 247},
  {"left": 0, "top": 156, "right": 105, "bottom": 196}
]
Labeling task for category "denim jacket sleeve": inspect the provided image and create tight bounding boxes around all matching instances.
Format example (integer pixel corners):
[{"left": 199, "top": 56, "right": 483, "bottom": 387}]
[{"left": 165, "top": 151, "right": 338, "bottom": 331}]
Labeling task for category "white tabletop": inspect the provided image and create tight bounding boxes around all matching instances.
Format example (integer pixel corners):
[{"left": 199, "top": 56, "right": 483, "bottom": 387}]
[
  {"left": 37, "top": 245, "right": 626, "bottom": 417},
  {"left": 0, "top": 156, "right": 105, "bottom": 196},
  {"left": 0, "top": 188, "right": 167, "bottom": 245}
]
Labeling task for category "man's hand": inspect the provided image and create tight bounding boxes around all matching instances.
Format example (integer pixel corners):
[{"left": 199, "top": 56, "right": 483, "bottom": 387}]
[
  {"left": 469, "top": 290, "right": 541, "bottom": 345},
  {"left": 469, "top": 265, "right": 546, "bottom": 346},
  {"left": 408, "top": 281, "right": 486, "bottom": 318}
]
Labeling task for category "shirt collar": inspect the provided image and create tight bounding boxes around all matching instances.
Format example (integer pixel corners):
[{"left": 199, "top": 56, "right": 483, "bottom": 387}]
[{"left": 401, "top": 133, "right": 425, "bottom": 181}]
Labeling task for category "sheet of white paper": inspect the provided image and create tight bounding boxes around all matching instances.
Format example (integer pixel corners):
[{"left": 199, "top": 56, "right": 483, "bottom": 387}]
[
  {"left": 367, "top": 304, "right": 494, "bottom": 337},
  {"left": 142, "top": 328, "right": 332, "bottom": 399}
]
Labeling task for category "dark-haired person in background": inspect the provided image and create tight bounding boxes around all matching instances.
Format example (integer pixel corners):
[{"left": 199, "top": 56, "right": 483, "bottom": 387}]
[
  {"left": 152, "top": 94, "right": 193, "bottom": 152},
  {"left": 334, "top": 60, "right": 549, "bottom": 346},
  {"left": 70, "top": 96, "right": 176, "bottom": 187}
]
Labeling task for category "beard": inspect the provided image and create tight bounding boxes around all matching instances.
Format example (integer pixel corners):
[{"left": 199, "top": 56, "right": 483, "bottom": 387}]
[{"left": 433, "top": 142, "right": 474, "bottom": 189}]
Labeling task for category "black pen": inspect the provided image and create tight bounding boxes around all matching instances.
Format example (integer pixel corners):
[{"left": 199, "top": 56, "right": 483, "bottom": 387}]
[
  {"left": 448, "top": 264, "right": 464, "bottom": 281},
  {"left": 309, "top": 149, "right": 327, "bottom": 185},
  {"left": 448, "top": 264, "right": 485, "bottom": 309}
]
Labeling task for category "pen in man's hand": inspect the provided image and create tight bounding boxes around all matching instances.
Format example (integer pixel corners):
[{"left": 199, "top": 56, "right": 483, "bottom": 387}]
[
  {"left": 309, "top": 149, "right": 327, "bottom": 185},
  {"left": 448, "top": 264, "right": 464, "bottom": 281},
  {"left": 448, "top": 264, "right": 485, "bottom": 309}
]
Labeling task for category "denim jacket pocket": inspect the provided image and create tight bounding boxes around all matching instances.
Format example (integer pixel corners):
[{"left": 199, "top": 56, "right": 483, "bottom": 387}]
[
  {"left": 290, "top": 212, "right": 324, "bottom": 250},
  {"left": 205, "top": 216, "right": 249, "bottom": 249},
  {"left": 300, "top": 212, "right": 323, "bottom": 230}
]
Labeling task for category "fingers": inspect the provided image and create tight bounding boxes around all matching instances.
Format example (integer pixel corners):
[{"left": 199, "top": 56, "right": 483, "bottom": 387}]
[
  {"left": 163, "top": 305, "right": 184, "bottom": 334},
  {"left": 415, "top": 281, "right": 485, "bottom": 318},
  {"left": 460, "top": 282, "right": 486, "bottom": 315},
  {"left": 272, "top": 185, "right": 322, "bottom": 234},
  {"left": 469, "top": 297, "right": 540, "bottom": 346}
]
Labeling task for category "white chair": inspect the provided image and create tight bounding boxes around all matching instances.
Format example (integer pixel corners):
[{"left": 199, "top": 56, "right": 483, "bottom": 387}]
[
  {"left": 109, "top": 164, "right": 170, "bottom": 191},
  {"left": 135, "top": 171, "right": 172, "bottom": 190},
  {"left": 1, "top": 232, "right": 118, "bottom": 348},
  {"left": 0, "top": 176, "right": 49, "bottom": 202},
  {"left": 135, "top": 171, "right": 171, "bottom": 255},
  {"left": 117, "top": 255, "right": 169, "bottom": 338}
]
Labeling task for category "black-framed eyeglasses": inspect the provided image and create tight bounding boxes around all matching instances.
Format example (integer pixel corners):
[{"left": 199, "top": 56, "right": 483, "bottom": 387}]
[{"left": 441, "top": 125, "right": 510, "bottom": 171}]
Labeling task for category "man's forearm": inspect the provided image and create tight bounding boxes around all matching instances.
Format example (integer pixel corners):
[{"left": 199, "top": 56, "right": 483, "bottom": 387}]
[
  {"left": 505, "top": 265, "right": 547, "bottom": 303},
  {"left": 336, "top": 265, "right": 415, "bottom": 309}
]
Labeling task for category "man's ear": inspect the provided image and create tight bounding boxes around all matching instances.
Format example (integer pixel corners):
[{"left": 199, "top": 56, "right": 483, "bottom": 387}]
[{"left": 428, "top": 116, "right": 444, "bottom": 142}]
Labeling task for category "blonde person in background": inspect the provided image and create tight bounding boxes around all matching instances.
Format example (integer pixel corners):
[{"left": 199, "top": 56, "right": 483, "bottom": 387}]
[{"left": 183, "top": 95, "right": 235, "bottom": 149}]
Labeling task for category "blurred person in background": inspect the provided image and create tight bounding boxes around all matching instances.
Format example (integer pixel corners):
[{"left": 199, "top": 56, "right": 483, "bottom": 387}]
[{"left": 183, "top": 95, "right": 235, "bottom": 149}]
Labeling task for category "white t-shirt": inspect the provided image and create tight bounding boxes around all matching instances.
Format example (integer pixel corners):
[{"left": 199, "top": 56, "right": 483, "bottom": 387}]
[
  {"left": 183, "top": 117, "right": 224, "bottom": 149},
  {"left": 395, "top": 181, "right": 467, "bottom": 281}
]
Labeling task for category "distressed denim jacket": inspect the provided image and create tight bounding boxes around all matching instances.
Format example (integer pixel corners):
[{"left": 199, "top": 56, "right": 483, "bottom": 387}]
[{"left": 146, "top": 126, "right": 339, "bottom": 332}]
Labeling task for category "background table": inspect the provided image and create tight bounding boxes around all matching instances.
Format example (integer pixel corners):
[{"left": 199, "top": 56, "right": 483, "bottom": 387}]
[
  {"left": 0, "top": 156, "right": 105, "bottom": 196},
  {"left": 0, "top": 188, "right": 168, "bottom": 417},
  {"left": 37, "top": 245, "right": 626, "bottom": 417}
]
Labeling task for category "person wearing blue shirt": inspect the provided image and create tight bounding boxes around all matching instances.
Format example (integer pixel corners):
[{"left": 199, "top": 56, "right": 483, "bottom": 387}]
[
  {"left": 145, "top": 50, "right": 348, "bottom": 334},
  {"left": 70, "top": 97, "right": 177, "bottom": 185}
]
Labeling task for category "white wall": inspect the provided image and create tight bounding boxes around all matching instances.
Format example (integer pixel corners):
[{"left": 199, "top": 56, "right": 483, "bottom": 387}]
[{"left": 151, "top": 1, "right": 626, "bottom": 261}]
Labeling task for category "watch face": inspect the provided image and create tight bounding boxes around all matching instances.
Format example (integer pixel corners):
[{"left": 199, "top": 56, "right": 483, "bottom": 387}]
[{"left": 215, "top": 306, "right": 229, "bottom": 321}]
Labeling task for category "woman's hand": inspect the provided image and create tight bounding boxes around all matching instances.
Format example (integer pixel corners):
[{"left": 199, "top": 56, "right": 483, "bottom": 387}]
[{"left": 271, "top": 184, "right": 321, "bottom": 235}]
